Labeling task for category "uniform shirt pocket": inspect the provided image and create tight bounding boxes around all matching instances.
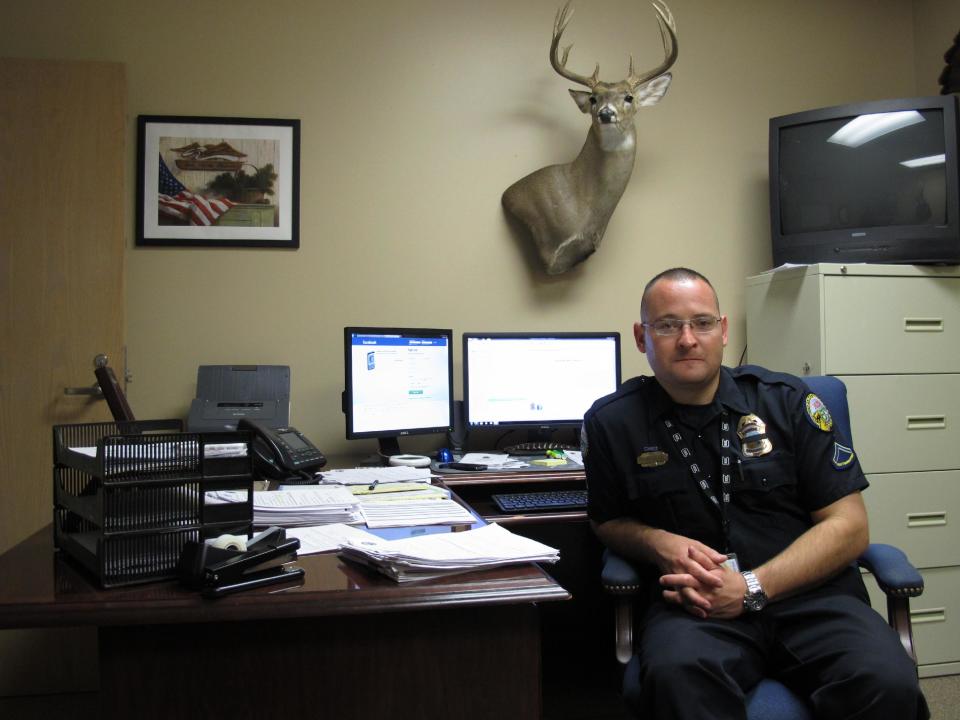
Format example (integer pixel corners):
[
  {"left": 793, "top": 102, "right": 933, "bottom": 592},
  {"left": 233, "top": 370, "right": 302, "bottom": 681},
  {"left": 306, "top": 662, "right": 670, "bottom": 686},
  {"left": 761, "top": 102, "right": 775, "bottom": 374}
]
[
  {"left": 734, "top": 453, "right": 806, "bottom": 521},
  {"left": 735, "top": 453, "right": 797, "bottom": 492}
]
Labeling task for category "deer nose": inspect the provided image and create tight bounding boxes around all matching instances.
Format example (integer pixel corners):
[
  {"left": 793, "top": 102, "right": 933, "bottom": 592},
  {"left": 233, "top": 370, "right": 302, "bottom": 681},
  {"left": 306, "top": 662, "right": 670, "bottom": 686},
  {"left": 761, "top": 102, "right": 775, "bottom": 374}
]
[{"left": 598, "top": 107, "right": 616, "bottom": 124}]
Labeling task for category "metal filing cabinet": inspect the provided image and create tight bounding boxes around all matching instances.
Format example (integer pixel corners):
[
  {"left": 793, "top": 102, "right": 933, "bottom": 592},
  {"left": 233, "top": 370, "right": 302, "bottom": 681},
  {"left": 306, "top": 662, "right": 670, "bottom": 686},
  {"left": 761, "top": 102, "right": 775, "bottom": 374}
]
[{"left": 745, "top": 263, "right": 960, "bottom": 678}]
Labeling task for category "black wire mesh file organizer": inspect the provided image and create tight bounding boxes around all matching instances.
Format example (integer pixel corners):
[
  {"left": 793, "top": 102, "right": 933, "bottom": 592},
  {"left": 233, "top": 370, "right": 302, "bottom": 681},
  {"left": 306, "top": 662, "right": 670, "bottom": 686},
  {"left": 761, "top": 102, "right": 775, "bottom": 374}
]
[{"left": 52, "top": 419, "right": 253, "bottom": 587}]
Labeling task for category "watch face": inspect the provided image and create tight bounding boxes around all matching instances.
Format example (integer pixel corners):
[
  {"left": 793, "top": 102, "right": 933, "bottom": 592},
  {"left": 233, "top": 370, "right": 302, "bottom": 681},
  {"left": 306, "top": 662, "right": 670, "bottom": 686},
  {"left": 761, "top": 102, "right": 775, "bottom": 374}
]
[{"left": 745, "top": 593, "right": 768, "bottom": 611}]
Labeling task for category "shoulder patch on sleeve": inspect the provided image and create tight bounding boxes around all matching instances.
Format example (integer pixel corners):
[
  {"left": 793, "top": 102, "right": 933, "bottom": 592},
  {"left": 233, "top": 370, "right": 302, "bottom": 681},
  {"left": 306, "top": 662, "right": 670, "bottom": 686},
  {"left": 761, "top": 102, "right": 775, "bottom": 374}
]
[
  {"left": 831, "top": 442, "right": 855, "bottom": 470},
  {"left": 804, "top": 393, "right": 833, "bottom": 432}
]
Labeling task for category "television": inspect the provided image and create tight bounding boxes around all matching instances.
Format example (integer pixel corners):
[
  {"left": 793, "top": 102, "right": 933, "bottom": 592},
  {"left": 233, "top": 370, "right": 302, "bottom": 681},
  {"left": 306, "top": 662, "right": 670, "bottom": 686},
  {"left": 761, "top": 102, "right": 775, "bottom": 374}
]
[
  {"left": 462, "top": 332, "right": 621, "bottom": 443},
  {"left": 769, "top": 94, "right": 960, "bottom": 266},
  {"left": 343, "top": 327, "right": 454, "bottom": 458}
]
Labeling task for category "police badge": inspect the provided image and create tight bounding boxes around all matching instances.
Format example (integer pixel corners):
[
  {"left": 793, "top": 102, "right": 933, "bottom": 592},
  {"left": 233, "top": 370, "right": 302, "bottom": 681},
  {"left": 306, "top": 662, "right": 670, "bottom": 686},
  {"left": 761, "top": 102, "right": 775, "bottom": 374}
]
[{"left": 737, "top": 414, "right": 773, "bottom": 457}]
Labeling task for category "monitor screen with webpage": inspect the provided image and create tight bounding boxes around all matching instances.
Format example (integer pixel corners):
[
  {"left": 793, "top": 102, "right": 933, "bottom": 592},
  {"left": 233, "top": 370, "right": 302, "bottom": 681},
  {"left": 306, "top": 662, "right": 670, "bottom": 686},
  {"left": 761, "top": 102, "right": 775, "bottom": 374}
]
[
  {"left": 463, "top": 332, "right": 621, "bottom": 442},
  {"left": 343, "top": 327, "right": 454, "bottom": 457}
]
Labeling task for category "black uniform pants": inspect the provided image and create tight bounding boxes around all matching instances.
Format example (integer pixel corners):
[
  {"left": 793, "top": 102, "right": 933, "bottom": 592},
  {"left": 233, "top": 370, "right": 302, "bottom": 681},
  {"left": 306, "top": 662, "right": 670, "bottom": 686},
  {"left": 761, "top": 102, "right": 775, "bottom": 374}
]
[{"left": 633, "top": 579, "right": 929, "bottom": 719}]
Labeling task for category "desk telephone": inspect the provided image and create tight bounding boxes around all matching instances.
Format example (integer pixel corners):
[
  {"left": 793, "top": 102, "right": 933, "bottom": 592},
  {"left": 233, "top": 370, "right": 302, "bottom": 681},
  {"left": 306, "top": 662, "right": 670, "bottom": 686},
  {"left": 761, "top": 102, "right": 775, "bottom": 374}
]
[{"left": 238, "top": 418, "right": 326, "bottom": 483}]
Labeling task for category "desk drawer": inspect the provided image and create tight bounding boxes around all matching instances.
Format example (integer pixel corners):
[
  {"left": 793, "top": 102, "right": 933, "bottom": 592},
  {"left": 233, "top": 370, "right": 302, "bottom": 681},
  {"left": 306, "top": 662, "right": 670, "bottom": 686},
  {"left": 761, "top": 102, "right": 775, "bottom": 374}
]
[
  {"left": 823, "top": 276, "right": 960, "bottom": 375},
  {"left": 863, "top": 471, "right": 960, "bottom": 569},
  {"left": 866, "top": 566, "right": 960, "bottom": 667},
  {"left": 841, "top": 374, "right": 960, "bottom": 474}
]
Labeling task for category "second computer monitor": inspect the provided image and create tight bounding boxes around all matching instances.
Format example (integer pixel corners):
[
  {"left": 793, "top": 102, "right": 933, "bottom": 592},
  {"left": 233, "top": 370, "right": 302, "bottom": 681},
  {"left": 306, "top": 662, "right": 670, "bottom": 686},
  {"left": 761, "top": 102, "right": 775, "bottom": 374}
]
[
  {"left": 344, "top": 327, "right": 454, "bottom": 457},
  {"left": 463, "top": 332, "right": 621, "bottom": 438}
]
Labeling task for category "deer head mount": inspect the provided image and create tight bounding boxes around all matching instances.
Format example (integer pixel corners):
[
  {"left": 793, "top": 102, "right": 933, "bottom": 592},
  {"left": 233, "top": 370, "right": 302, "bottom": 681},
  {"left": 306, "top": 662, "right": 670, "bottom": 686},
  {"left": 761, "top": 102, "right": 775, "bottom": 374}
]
[{"left": 502, "top": 0, "right": 677, "bottom": 275}]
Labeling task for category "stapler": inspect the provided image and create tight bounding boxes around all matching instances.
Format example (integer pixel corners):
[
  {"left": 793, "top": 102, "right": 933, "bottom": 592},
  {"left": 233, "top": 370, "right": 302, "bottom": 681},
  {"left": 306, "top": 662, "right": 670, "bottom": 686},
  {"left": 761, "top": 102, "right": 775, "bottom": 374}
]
[{"left": 178, "top": 526, "right": 304, "bottom": 598}]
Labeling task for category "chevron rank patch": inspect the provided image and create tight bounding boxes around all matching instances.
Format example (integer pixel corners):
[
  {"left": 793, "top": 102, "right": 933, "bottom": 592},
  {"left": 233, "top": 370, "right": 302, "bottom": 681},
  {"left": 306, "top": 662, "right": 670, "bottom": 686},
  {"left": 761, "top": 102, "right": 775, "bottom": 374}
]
[
  {"left": 832, "top": 442, "right": 855, "bottom": 470},
  {"left": 804, "top": 393, "right": 833, "bottom": 432}
]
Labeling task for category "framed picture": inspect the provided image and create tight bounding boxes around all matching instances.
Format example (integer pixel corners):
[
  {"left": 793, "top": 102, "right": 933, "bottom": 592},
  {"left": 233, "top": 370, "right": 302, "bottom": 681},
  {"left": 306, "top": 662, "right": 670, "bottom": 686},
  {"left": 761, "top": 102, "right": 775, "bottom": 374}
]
[{"left": 136, "top": 115, "right": 300, "bottom": 248}]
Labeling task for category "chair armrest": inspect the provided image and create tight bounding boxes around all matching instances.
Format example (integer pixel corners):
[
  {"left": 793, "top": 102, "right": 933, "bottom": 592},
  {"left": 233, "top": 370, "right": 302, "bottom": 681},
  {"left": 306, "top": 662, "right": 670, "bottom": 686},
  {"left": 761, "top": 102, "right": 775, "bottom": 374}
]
[
  {"left": 857, "top": 543, "right": 924, "bottom": 598},
  {"left": 601, "top": 550, "right": 642, "bottom": 664},
  {"left": 601, "top": 549, "right": 643, "bottom": 595},
  {"left": 857, "top": 543, "right": 923, "bottom": 665}
]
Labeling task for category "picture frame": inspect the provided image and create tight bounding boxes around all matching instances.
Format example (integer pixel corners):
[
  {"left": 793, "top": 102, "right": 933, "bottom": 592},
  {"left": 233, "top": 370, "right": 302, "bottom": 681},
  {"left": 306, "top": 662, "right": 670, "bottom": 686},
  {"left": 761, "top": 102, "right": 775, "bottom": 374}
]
[{"left": 136, "top": 115, "right": 300, "bottom": 248}]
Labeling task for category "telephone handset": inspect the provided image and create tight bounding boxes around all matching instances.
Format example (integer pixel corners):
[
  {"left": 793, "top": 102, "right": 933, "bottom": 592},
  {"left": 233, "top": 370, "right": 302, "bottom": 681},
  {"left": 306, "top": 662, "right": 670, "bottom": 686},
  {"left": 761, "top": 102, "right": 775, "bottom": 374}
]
[{"left": 237, "top": 418, "right": 326, "bottom": 484}]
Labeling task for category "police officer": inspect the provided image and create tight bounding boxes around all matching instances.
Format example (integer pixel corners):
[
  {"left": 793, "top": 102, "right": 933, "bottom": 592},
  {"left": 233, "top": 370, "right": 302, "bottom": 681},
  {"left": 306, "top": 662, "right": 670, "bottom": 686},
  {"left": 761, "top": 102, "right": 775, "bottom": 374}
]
[{"left": 584, "top": 267, "right": 928, "bottom": 719}]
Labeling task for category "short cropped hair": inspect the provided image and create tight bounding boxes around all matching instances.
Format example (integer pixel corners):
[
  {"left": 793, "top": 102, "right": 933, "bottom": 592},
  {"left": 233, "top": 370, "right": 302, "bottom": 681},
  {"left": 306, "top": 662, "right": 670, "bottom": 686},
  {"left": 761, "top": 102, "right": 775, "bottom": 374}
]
[{"left": 640, "top": 267, "right": 720, "bottom": 321}]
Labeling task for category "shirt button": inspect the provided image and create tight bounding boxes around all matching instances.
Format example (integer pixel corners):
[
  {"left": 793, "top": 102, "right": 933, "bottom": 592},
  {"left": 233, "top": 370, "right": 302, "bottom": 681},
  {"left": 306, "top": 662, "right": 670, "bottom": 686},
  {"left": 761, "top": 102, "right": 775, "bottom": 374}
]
[{"left": 761, "top": 477, "right": 768, "bottom": 486}]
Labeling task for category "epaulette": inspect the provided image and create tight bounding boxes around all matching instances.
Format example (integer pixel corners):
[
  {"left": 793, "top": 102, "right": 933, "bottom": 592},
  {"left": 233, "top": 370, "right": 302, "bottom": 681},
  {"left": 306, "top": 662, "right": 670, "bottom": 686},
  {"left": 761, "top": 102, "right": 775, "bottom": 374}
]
[
  {"left": 731, "top": 364, "right": 806, "bottom": 391},
  {"left": 585, "top": 375, "right": 649, "bottom": 417}
]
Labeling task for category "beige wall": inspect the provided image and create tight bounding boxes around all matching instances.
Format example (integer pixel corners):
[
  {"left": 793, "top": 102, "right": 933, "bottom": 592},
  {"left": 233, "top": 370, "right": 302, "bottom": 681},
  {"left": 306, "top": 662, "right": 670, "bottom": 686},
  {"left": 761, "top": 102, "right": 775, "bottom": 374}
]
[
  {"left": 914, "top": 0, "right": 960, "bottom": 95},
  {"left": 1, "top": 0, "right": 935, "bottom": 457}
]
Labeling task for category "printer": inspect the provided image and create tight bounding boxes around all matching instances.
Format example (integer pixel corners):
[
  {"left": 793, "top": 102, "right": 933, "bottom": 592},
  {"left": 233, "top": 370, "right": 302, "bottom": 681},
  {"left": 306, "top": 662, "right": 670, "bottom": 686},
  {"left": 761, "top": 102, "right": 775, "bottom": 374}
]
[{"left": 187, "top": 365, "right": 290, "bottom": 432}]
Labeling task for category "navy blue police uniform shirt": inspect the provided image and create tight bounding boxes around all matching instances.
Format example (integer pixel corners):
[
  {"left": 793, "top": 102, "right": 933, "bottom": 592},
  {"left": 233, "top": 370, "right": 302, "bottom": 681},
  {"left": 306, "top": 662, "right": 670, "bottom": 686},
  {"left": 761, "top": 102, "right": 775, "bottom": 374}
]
[{"left": 584, "top": 365, "right": 868, "bottom": 575}]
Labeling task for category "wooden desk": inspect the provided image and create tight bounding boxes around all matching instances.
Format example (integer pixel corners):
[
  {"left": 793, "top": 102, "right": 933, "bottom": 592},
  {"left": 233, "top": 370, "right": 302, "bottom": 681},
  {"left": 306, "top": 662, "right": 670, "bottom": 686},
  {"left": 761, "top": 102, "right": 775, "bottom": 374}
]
[
  {"left": 0, "top": 527, "right": 568, "bottom": 720},
  {"left": 442, "top": 469, "right": 615, "bottom": 687}
]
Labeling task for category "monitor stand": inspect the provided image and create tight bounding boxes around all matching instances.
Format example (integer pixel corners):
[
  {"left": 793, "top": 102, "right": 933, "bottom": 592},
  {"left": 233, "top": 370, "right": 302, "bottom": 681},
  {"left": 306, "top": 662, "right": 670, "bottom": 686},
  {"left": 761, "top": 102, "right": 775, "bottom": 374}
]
[
  {"left": 372, "top": 437, "right": 430, "bottom": 468},
  {"left": 378, "top": 436, "right": 402, "bottom": 457}
]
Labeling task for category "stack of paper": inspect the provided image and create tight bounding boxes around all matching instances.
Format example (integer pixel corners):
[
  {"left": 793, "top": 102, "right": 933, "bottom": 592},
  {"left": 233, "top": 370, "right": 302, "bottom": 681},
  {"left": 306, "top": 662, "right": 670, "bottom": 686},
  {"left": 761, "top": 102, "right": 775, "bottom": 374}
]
[
  {"left": 358, "top": 498, "right": 476, "bottom": 528},
  {"left": 319, "top": 466, "right": 432, "bottom": 485},
  {"left": 207, "top": 487, "right": 362, "bottom": 527},
  {"left": 252, "top": 486, "right": 362, "bottom": 526},
  {"left": 338, "top": 522, "right": 560, "bottom": 582}
]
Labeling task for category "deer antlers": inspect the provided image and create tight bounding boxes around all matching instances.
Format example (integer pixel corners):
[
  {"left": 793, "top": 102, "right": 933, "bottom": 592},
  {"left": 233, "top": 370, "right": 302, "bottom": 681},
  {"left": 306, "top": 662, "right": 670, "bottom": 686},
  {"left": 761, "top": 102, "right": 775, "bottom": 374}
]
[{"left": 550, "top": 0, "right": 678, "bottom": 90}]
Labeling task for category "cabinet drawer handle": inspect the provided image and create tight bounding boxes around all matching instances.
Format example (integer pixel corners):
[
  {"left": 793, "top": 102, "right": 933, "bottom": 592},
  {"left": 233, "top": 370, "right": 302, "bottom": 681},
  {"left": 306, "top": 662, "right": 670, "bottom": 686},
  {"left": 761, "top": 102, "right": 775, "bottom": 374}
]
[
  {"left": 903, "top": 318, "right": 944, "bottom": 332},
  {"left": 907, "top": 512, "right": 948, "bottom": 527},
  {"left": 911, "top": 607, "right": 946, "bottom": 624},
  {"left": 906, "top": 415, "right": 946, "bottom": 430}
]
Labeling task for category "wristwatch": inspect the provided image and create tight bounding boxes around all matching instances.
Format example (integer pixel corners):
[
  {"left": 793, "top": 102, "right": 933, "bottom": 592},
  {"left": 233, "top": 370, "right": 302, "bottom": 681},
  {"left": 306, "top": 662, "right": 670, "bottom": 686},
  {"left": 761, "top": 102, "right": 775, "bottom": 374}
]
[{"left": 741, "top": 570, "right": 768, "bottom": 612}]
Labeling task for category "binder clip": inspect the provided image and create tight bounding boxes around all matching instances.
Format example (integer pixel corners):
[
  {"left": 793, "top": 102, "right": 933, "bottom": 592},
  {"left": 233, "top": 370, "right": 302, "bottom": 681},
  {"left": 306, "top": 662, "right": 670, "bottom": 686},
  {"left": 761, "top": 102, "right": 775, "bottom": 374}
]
[{"left": 178, "top": 526, "right": 304, "bottom": 598}]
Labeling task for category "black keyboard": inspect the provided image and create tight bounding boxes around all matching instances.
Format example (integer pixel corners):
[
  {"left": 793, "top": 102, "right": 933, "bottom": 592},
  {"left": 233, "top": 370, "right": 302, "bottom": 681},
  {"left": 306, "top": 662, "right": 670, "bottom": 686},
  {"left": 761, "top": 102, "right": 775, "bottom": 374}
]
[
  {"left": 492, "top": 489, "right": 588, "bottom": 513},
  {"left": 503, "top": 442, "right": 579, "bottom": 456}
]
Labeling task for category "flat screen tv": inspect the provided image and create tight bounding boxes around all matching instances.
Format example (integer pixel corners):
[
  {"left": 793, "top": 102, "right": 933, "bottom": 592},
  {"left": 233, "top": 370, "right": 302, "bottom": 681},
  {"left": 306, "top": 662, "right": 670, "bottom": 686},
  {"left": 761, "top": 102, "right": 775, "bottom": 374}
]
[{"left": 769, "top": 94, "right": 960, "bottom": 266}]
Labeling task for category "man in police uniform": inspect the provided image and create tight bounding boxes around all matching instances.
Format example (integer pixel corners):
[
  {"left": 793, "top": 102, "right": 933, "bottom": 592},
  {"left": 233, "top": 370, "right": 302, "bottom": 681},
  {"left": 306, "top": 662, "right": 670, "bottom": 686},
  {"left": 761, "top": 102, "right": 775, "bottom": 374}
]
[{"left": 584, "top": 268, "right": 928, "bottom": 719}]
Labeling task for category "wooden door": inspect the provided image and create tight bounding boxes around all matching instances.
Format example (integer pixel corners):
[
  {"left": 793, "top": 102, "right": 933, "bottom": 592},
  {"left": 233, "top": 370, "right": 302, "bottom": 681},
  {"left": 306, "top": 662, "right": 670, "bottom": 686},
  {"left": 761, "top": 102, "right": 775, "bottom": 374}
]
[{"left": 0, "top": 57, "right": 125, "bottom": 695}]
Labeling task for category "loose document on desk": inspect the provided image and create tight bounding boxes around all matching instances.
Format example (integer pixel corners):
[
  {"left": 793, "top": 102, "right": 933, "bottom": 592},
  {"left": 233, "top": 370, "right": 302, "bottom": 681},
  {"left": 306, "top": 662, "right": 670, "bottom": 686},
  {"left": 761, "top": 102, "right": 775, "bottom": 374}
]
[{"left": 338, "top": 523, "right": 560, "bottom": 582}]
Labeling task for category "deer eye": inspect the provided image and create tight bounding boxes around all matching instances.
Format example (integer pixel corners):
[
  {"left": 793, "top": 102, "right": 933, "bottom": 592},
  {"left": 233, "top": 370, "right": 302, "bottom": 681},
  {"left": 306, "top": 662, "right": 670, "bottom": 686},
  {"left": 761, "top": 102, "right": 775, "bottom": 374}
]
[
  {"left": 589, "top": 96, "right": 597, "bottom": 105},
  {"left": 625, "top": 95, "right": 634, "bottom": 103}
]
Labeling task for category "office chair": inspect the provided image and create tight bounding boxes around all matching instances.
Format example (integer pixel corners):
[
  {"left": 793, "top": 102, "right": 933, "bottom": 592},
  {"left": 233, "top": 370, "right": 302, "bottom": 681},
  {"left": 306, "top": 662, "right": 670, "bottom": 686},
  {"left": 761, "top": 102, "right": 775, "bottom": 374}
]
[{"left": 600, "top": 375, "right": 925, "bottom": 719}]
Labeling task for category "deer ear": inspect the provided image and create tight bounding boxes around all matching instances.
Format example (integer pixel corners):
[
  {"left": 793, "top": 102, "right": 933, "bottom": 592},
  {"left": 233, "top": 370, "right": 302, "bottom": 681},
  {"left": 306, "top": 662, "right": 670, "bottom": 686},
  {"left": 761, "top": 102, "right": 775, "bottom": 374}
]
[
  {"left": 635, "top": 72, "right": 672, "bottom": 106},
  {"left": 569, "top": 89, "right": 593, "bottom": 114}
]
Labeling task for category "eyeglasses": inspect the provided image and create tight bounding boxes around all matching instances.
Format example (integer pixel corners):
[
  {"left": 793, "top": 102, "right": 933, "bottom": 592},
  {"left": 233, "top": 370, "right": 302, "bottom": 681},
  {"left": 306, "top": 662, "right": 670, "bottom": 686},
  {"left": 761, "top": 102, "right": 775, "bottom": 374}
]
[{"left": 642, "top": 316, "right": 722, "bottom": 337}]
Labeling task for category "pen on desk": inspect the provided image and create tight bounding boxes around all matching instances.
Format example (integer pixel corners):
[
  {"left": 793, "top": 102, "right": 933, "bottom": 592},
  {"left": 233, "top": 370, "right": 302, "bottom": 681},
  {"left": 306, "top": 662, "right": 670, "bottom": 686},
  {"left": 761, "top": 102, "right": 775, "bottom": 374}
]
[{"left": 368, "top": 479, "right": 379, "bottom": 492}]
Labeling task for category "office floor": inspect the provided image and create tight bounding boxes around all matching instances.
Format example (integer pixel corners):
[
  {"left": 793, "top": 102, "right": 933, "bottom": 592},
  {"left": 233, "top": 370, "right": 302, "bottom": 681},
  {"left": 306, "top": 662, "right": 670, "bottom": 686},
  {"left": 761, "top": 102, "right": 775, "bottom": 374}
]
[{"left": 0, "top": 676, "right": 957, "bottom": 718}]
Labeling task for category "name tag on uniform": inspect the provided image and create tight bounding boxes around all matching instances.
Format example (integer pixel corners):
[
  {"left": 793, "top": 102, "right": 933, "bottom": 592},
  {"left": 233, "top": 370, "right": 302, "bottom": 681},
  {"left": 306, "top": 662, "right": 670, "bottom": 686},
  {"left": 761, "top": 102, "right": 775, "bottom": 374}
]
[{"left": 637, "top": 450, "right": 668, "bottom": 467}]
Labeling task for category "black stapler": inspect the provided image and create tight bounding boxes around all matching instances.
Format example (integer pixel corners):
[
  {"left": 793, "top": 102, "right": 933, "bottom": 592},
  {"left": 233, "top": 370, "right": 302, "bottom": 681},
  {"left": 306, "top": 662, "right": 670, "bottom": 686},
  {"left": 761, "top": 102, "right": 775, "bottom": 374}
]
[{"left": 178, "top": 526, "right": 304, "bottom": 598}]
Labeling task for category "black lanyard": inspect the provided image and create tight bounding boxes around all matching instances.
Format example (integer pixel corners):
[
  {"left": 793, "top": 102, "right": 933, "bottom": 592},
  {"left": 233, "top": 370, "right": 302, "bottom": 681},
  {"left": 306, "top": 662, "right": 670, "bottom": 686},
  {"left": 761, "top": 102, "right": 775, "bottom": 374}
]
[{"left": 663, "top": 411, "right": 735, "bottom": 550}]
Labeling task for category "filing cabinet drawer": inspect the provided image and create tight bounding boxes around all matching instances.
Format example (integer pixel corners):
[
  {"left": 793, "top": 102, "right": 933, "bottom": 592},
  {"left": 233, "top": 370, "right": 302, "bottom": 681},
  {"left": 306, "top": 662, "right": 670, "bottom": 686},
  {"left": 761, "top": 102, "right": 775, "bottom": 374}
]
[
  {"left": 841, "top": 374, "right": 960, "bottom": 474},
  {"left": 823, "top": 276, "right": 960, "bottom": 375},
  {"left": 863, "top": 471, "right": 960, "bottom": 569},
  {"left": 865, "top": 566, "right": 960, "bottom": 667}
]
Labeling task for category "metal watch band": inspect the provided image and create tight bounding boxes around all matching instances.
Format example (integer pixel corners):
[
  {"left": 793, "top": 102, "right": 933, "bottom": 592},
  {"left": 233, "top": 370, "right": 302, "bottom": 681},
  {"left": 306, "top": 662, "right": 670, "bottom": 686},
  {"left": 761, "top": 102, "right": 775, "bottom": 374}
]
[{"left": 741, "top": 570, "right": 767, "bottom": 611}]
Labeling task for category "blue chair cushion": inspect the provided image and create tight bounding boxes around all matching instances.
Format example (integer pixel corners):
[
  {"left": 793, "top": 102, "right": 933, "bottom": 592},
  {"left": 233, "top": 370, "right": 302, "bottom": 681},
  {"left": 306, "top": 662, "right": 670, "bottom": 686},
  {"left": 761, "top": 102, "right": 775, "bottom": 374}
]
[{"left": 745, "top": 679, "right": 812, "bottom": 720}]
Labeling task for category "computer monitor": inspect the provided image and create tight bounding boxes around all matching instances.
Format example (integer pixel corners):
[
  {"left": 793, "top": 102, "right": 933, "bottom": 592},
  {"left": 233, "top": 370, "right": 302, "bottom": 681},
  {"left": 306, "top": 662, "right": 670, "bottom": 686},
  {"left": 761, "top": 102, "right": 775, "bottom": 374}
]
[
  {"left": 343, "top": 327, "right": 454, "bottom": 457},
  {"left": 463, "top": 332, "right": 621, "bottom": 442}
]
